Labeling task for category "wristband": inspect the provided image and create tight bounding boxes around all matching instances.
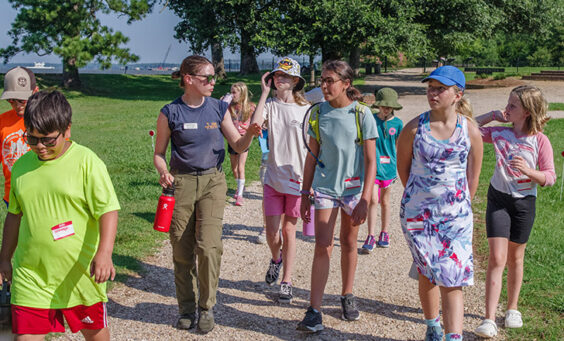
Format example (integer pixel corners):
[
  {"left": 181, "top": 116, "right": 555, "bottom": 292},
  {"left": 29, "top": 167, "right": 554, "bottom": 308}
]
[
  {"left": 300, "top": 189, "right": 311, "bottom": 196},
  {"left": 491, "top": 111, "right": 496, "bottom": 121}
]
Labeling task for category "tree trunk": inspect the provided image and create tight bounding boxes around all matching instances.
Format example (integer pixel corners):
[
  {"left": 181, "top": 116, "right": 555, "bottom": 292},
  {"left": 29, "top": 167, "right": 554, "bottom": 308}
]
[
  {"left": 239, "top": 31, "right": 259, "bottom": 75},
  {"left": 309, "top": 54, "right": 315, "bottom": 86},
  {"left": 321, "top": 44, "right": 342, "bottom": 62},
  {"left": 211, "top": 41, "right": 226, "bottom": 80},
  {"left": 62, "top": 57, "right": 81, "bottom": 89},
  {"left": 349, "top": 46, "right": 361, "bottom": 77}
]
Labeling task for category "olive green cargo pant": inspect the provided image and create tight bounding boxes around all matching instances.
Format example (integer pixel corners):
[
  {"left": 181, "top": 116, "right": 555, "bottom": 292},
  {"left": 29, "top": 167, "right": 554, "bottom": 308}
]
[{"left": 169, "top": 170, "right": 227, "bottom": 315}]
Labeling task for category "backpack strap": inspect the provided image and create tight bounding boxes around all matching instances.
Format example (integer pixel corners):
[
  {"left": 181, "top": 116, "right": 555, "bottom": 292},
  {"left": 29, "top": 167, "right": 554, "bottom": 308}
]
[
  {"left": 308, "top": 104, "right": 322, "bottom": 144},
  {"left": 354, "top": 103, "right": 368, "bottom": 145}
]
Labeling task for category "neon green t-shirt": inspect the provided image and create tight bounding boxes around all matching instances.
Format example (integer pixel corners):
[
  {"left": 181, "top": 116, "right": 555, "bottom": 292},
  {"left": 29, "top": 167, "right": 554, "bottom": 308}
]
[{"left": 8, "top": 142, "right": 120, "bottom": 309}]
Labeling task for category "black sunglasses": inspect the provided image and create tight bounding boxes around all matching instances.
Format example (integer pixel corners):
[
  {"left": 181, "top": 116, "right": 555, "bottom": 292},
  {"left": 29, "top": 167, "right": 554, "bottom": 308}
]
[
  {"left": 190, "top": 74, "right": 217, "bottom": 83},
  {"left": 23, "top": 132, "right": 62, "bottom": 147}
]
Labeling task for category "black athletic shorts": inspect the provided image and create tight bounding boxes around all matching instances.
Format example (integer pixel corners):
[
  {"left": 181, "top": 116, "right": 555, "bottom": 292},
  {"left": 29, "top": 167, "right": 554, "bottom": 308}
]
[{"left": 485, "top": 184, "right": 536, "bottom": 244}]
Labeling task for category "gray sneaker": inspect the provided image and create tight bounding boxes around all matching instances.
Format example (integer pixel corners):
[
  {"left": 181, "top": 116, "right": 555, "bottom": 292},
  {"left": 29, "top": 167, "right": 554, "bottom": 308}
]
[
  {"left": 340, "top": 293, "right": 360, "bottom": 321},
  {"left": 265, "top": 257, "right": 282, "bottom": 286},
  {"left": 279, "top": 282, "right": 293, "bottom": 303},
  {"left": 176, "top": 312, "right": 196, "bottom": 330},
  {"left": 198, "top": 309, "right": 215, "bottom": 334}
]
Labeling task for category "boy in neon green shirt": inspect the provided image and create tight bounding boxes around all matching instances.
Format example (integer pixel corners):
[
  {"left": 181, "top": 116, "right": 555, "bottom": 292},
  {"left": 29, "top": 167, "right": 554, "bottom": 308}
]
[{"left": 0, "top": 90, "right": 120, "bottom": 340}]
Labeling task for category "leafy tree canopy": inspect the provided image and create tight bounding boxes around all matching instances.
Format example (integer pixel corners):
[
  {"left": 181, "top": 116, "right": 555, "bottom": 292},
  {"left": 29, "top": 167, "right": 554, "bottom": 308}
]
[{"left": 0, "top": 0, "right": 156, "bottom": 88}]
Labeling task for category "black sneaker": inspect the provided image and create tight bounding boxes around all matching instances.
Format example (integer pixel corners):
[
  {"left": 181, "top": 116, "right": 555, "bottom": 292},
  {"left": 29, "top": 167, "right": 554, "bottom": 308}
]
[
  {"left": 176, "top": 312, "right": 196, "bottom": 330},
  {"left": 297, "top": 306, "right": 324, "bottom": 332},
  {"left": 265, "top": 258, "right": 282, "bottom": 286},
  {"left": 279, "top": 282, "right": 293, "bottom": 303},
  {"left": 340, "top": 294, "right": 360, "bottom": 321}
]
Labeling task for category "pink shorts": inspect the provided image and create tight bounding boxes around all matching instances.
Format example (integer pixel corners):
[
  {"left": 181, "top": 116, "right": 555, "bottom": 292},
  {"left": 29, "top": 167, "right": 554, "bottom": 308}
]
[
  {"left": 12, "top": 302, "right": 108, "bottom": 334},
  {"left": 374, "top": 178, "right": 396, "bottom": 202},
  {"left": 263, "top": 184, "right": 301, "bottom": 217}
]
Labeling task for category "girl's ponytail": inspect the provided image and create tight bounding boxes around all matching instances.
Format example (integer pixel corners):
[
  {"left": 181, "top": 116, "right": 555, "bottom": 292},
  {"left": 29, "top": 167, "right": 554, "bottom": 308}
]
[
  {"left": 346, "top": 86, "right": 363, "bottom": 102},
  {"left": 455, "top": 89, "right": 475, "bottom": 124}
]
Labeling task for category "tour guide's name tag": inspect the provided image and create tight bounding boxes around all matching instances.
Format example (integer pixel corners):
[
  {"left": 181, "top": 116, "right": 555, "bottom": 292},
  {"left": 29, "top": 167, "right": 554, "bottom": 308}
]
[
  {"left": 183, "top": 123, "right": 198, "bottom": 130},
  {"left": 52, "top": 221, "right": 75, "bottom": 241}
]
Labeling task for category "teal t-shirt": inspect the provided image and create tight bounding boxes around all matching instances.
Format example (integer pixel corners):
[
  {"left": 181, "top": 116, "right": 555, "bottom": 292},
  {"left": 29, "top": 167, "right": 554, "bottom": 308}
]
[
  {"left": 309, "top": 101, "right": 378, "bottom": 196},
  {"left": 374, "top": 115, "right": 403, "bottom": 180},
  {"left": 9, "top": 142, "right": 120, "bottom": 309}
]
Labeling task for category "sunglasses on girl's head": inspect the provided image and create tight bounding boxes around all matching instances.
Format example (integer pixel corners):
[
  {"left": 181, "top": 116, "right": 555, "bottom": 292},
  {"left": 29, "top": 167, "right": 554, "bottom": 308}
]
[{"left": 23, "top": 132, "right": 61, "bottom": 147}]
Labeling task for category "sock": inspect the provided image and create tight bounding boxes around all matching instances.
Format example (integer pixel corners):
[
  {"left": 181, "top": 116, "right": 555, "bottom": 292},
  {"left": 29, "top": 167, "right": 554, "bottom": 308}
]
[
  {"left": 425, "top": 315, "right": 441, "bottom": 327},
  {"left": 446, "top": 333, "right": 462, "bottom": 340},
  {"left": 237, "top": 179, "right": 245, "bottom": 196}
]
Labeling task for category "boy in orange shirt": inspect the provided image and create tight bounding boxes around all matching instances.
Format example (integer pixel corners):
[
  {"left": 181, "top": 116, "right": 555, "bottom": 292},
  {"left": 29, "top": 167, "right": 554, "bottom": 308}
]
[{"left": 0, "top": 67, "right": 38, "bottom": 206}]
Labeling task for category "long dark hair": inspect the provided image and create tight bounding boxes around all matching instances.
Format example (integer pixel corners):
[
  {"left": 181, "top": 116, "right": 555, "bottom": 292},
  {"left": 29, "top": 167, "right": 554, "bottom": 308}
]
[{"left": 322, "top": 60, "right": 362, "bottom": 101}]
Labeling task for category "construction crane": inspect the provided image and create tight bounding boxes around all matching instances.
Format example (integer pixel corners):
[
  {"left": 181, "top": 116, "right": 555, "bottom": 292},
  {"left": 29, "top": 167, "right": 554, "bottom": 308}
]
[{"left": 160, "top": 44, "right": 172, "bottom": 70}]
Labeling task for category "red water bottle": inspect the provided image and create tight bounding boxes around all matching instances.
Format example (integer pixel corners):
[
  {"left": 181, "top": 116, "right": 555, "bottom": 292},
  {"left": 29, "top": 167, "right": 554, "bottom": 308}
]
[{"left": 153, "top": 186, "right": 175, "bottom": 232}]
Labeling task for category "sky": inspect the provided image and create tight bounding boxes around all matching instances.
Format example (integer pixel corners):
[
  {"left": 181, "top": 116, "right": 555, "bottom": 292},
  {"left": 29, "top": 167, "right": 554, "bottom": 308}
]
[{"left": 0, "top": 2, "right": 256, "bottom": 65}]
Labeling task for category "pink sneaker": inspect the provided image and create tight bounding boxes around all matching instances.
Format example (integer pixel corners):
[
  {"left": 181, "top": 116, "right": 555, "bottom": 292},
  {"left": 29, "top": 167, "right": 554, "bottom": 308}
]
[
  {"left": 233, "top": 194, "right": 238, "bottom": 200},
  {"left": 235, "top": 196, "right": 243, "bottom": 206}
]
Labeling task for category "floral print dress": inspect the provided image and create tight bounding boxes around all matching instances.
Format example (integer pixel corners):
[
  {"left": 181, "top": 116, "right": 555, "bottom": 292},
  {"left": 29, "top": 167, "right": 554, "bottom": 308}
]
[{"left": 400, "top": 111, "right": 474, "bottom": 287}]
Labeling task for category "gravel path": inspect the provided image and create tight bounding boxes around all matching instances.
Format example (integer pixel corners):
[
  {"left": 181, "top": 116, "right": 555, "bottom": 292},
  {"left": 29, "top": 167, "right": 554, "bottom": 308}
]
[
  {"left": 56, "top": 182, "right": 496, "bottom": 341},
  {"left": 56, "top": 69, "right": 564, "bottom": 340}
]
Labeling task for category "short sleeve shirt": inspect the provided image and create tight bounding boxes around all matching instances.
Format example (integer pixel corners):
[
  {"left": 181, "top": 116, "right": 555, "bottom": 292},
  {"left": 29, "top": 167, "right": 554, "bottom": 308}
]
[
  {"left": 374, "top": 115, "right": 403, "bottom": 180},
  {"left": 161, "top": 97, "right": 228, "bottom": 172},
  {"left": 309, "top": 101, "right": 378, "bottom": 196},
  {"left": 9, "top": 142, "right": 120, "bottom": 308},
  {"left": 0, "top": 109, "right": 30, "bottom": 202},
  {"left": 263, "top": 98, "right": 309, "bottom": 195}
]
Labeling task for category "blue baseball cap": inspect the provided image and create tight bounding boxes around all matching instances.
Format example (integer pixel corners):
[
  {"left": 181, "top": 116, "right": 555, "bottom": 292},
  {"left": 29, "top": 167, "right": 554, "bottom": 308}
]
[{"left": 422, "top": 66, "right": 465, "bottom": 90}]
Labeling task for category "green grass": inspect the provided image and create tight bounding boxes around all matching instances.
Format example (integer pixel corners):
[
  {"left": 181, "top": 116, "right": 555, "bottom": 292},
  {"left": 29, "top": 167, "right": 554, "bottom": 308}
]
[
  {"left": 464, "top": 66, "right": 563, "bottom": 81},
  {"left": 472, "top": 119, "right": 564, "bottom": 340},
  {"left": 0, "top": 72, "right": 265, "bottom": 281},
  {"left": 549, "top": 103, "right": 564, "bottom": 111}
]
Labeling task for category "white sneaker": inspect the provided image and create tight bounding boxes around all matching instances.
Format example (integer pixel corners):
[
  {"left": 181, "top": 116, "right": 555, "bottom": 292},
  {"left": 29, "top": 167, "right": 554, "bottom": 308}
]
[
  {"left": 474, "top": 319, "right": 498, "bottom": 338},
  {"left": 256, "top": 230, "right": 266, "bottom": 244},
  {"left": 505, "top": 309, "right": 523, "bottom": 328}
]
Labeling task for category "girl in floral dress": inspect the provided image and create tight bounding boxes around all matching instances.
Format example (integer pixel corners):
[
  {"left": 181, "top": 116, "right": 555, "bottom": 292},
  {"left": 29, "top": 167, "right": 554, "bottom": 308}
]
[{"left": 396, "top": 66, "right": 483, "bottom": 341}]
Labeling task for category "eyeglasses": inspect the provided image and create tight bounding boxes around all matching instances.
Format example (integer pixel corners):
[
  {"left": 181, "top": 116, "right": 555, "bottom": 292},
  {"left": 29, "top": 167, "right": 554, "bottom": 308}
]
[
  {"left": 320, "top": 77, "right": 342, "bottom": 86},
  {"left": 7, "top": 99, "right": 27, "bottom": 105},
  {"left": 23, "top": 132, "right": 61, "bottom": 147},
  {"left": 190, "top": 74, "right": 217, "bottom": 83}
]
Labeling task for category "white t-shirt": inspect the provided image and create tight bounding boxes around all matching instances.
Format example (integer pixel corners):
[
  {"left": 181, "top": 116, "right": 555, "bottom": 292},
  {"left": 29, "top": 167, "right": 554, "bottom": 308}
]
[{"left": 263, "top": 98, "right": 309, "bottom": 195}]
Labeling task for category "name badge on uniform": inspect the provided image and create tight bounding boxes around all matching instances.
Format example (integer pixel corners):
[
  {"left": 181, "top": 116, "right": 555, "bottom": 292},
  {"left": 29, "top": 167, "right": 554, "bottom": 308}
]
[
  {"left": 52, "top": 221, "right": 75, "bottom": 241},
  {"left": 183, "top": 123, "right": 198, "bottom": 130},
  {"left": 344, "top": 177, "right": 361, "bottom": 189},
  {"left": 380, "top": 156, "right": 391, "bottom": 164}
]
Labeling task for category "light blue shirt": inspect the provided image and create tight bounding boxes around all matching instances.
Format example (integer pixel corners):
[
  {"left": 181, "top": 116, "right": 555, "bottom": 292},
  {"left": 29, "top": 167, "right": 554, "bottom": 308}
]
[{"left": 309, "top": 101, "right": 378, "bottom": 196}]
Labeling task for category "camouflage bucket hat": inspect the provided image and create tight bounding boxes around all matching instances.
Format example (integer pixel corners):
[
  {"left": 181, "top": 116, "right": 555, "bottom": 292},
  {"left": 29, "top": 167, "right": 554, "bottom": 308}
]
[
  {"left": 374, "top": 87, "right": 402, "bottom": 110},
  {"left": 265, "top": 57, "right": 306, "bottom": 91}
]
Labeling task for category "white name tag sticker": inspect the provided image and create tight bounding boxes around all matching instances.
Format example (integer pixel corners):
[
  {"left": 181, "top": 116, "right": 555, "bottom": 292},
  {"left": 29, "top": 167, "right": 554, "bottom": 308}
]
[
  {"left": 287, "top": 178, "right": 301, "bottom": 193},
  {"left": 380, "top": 156, "right": 391, "bottom": 164},
  {"left": 516, "top": 178, "right": 532, "bottom": 191},
  {"left": 344, "top": 177, "right": 361, "bottom": 189},
  {"left": 183, "top": 123, "right": 198, "bottom": 130},
  {"left": 52, "top": 221, "right": 75, "bottom": 241}
]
